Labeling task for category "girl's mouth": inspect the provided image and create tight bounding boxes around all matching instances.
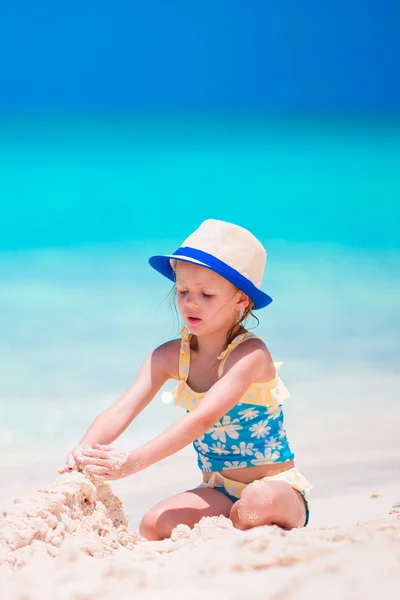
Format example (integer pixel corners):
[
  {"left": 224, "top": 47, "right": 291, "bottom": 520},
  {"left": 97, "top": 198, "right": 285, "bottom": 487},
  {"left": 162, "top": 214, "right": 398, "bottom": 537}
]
[{"left": 188, "top": 316, "right": 202, "bottom": 324}]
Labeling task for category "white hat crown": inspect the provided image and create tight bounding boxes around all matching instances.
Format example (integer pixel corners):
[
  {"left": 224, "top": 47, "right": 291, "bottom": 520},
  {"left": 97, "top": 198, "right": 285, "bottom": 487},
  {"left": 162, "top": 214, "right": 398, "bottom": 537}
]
[
  {"left": 180, "top": 219, "right": 266, "bottom": 287},
  {"left": 149, "top": 219, "right": 272, "bottom": 309}
]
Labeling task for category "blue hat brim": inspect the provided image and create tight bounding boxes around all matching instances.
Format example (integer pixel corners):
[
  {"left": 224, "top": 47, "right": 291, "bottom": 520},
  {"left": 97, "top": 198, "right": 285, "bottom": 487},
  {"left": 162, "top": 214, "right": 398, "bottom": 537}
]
[{"left": 148, "top": 247, "right": 273, "bottom": 310}]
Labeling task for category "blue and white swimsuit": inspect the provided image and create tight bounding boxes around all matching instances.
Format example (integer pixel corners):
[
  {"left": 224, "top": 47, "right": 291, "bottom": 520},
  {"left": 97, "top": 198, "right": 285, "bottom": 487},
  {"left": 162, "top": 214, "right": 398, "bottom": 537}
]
[{"left": 172, "top": 326, "right": 312, "bottom": 508}]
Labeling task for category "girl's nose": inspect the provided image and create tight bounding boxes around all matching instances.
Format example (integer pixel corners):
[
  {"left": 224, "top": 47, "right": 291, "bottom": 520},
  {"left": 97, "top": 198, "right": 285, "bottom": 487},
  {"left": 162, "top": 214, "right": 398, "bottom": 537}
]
[{"left": 185, "top": 292, "right": 198, "bottom": 307}]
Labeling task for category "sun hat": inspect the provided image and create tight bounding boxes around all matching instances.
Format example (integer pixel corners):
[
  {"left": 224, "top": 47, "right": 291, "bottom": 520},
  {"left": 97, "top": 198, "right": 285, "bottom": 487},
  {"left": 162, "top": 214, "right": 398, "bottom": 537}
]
[{"left": 148, "top": 219, "right": 273, "bottom": 309}]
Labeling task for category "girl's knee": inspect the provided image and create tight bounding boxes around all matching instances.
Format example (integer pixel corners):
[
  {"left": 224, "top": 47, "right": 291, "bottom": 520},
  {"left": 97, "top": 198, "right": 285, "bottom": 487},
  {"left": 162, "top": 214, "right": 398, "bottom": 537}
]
[
  {"left": 139, "top": 510, "right": 159, "bottom": 540},
  {"left": 230, "top": 481, "right": 286, "bottom": 531},
  {"left": 240, "top": 480, "right": 282, "bottom": 512},
  {"left": 139, "top": 509, "right": 173, "bottom": 541}
]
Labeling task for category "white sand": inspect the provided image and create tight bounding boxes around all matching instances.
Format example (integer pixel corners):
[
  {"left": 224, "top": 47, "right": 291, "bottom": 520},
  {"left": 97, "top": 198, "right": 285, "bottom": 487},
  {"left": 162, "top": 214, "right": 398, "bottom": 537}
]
[
  {"left": 0, "top": 468, "right": 399, "bottom": 600},
  {"left": 1, "top": 371, "right": 399, "bottom": 599},
  {"left": 0, "top": 471, "right": 141, "bottom": 568}
]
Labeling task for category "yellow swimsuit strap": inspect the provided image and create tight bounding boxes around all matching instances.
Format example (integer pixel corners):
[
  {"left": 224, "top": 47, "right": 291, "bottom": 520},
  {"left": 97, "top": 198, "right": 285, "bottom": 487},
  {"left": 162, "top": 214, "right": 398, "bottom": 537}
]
[
  {"left": 179, "top": 326, "right": 263, "bottom": 380},
  {"left": 178, "top": 326, "right": 192, "bottom": 381},
  {"left": 217, "top": 331, "right": 261, "bottom": 377}
]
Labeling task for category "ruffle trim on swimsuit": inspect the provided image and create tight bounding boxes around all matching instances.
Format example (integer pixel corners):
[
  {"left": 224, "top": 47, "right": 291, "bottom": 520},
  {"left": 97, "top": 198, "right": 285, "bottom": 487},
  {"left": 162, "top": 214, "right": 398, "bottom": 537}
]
[{"left": 173, "top": 326, "right": 291, "bottom": 412}]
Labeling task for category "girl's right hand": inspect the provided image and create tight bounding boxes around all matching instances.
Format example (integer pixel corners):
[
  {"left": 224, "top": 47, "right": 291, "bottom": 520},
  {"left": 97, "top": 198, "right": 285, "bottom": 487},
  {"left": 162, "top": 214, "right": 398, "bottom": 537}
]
[{"left": 58, "top": 445, "right": 87, "bottom": 474}]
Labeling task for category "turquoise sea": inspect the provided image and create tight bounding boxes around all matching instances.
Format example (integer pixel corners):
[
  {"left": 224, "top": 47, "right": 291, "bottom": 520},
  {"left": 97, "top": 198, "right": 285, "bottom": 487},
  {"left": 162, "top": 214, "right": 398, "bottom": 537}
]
[{"left": 0, "top": 116, "right": 399, "bottom": 468}]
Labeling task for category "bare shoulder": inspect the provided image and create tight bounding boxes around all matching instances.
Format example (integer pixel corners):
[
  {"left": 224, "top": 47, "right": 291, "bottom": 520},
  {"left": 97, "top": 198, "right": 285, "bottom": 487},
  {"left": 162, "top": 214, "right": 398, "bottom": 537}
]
[
  {"left": 222, "top": 335, "right": 275, "bottom": 382},
  {"left": 151, "top": 338, "right": 181, "bottom": 381}
]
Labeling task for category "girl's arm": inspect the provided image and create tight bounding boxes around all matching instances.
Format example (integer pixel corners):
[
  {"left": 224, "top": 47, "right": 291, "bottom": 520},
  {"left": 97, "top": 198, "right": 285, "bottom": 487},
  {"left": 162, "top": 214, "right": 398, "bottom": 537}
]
[
  {"left": 79, "top": 342, "right": 173, "bottom": 445},
  {"left": 59, "top": 341, "right": 175, "bottom": 472},
  {"left": 81, "top": 338, "right": 275, "bottom": 479}
]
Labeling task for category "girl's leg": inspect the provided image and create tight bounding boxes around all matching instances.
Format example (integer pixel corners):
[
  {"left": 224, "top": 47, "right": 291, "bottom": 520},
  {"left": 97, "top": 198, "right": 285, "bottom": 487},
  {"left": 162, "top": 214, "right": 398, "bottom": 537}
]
[
  {"left": 139, "top": 487, "right": 234, "bottom": 541},
  {"left": 230, "top": 480, "right": 307, "bottom": 531}
]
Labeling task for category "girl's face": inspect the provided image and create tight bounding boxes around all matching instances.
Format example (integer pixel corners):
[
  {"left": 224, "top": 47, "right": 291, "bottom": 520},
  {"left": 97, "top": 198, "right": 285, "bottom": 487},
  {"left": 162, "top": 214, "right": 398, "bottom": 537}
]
[{"left": 175, "top": 262, "right": 249, "bottom": 334}]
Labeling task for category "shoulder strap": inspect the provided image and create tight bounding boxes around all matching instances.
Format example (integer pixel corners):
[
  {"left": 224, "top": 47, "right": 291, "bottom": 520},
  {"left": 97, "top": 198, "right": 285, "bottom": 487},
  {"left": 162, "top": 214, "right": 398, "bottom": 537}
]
[
  {"left": 178, "top": 326, "right": 191, "bottom": 381},
  {"left": 217, "top": 332, "right": 261, "bottom": 377}
]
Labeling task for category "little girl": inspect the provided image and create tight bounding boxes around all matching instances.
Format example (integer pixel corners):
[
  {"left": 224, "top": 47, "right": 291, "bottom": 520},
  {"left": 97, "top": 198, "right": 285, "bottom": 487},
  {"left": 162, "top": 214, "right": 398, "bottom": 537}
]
[{"left": 59, "top": 219, "right": 312, "bottom": 540}]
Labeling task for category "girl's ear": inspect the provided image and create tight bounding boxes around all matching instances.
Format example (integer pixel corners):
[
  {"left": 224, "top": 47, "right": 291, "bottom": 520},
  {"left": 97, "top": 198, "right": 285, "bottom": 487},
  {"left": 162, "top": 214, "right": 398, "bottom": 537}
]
[{"left": 236, "top": 291, "right": 250, "bottom": 312}]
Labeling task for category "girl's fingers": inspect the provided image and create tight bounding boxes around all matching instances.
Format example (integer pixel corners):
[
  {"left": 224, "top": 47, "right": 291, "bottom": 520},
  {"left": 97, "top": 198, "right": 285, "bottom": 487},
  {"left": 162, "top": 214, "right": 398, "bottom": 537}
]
[
  {"left": 94, "top": 444, "right": 113, "bottom": 451},
  {"left": 85, "top": 465, "right": 110, "bottom": 475},
  {"left": 59, "top": 464, "right": 73, "bottom": 474},
  {"left": 82, "top": 456, "right": 110, "bottom": 467},
  {"left": 81, "top": 448, "right": 111, "bottom": 459}
]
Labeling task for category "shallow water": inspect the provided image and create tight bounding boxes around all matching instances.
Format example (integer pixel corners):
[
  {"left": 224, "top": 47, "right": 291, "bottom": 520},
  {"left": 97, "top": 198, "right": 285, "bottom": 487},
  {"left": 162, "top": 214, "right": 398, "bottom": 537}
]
[{"left": 0, "top": 116, "right": 399, "bottom": 464}]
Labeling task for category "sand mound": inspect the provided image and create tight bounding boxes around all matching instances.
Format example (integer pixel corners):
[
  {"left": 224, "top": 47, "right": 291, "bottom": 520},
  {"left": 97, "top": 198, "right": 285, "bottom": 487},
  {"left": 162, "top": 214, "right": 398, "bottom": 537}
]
[
  {"left": 0, "top": 471, "right": 141, "bottom": 568},
  {"left": 1, "top": 510, "right": 399, "bottom": 599},
  {"left": 0, "top": 473, "right": 399, "bottom": 599}
]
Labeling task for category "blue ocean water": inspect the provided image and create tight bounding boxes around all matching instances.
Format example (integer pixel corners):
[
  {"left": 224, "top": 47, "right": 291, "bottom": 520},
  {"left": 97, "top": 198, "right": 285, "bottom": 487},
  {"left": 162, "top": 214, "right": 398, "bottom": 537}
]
[
  {"left": 0, "top": 116, "right": 399, "bottom": 458},
  {"left": 1, "top": 116, "right": 399, "bottom": 250}
]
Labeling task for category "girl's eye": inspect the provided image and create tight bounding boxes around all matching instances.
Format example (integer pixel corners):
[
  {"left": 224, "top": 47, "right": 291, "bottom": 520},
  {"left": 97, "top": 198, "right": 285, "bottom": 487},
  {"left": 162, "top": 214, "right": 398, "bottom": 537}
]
[{"left": 177, "top": 290, "right": 212, "bottom": 298}]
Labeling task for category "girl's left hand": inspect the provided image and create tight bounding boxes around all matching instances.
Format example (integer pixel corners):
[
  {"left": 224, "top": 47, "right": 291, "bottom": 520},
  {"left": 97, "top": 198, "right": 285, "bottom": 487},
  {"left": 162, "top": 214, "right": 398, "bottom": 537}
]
[{"left": 80, "top": 444, "right": 134, "bottom": 481}]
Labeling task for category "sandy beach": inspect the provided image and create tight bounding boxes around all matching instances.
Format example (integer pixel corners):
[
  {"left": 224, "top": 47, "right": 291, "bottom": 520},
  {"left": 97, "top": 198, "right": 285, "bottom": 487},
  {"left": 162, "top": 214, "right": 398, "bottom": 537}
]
[
  {"left": 1, "top": 372, "right": 399, "bottom": 600},
  {"left": 0, "top": 467, "right": 399, "bottom": 600}
]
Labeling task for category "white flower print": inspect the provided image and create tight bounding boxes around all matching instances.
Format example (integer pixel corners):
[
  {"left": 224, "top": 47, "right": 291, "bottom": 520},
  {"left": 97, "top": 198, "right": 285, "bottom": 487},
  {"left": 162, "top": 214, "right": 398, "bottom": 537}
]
[
  {"left": 223, "top": 460, "right": 247, "bottom": 469},
  {"left": 231, "top": 441, "right": 255, "bottom": 456},
  {"left": 251, "top": 448, "right": 281, "bottom": 466},
  {"left": 194, "top": 434, "right": 209, "bottom": 453},
  {"left": 238, "top": 407, "right": 260, "bottom": 421},
  {"left": 199, "top": 453, "right": 212, "bottom": 472},
  {"left": 207, "top": 416, "right": 242, "bottom": 443},
  {"left": 267, "top": 404, "right": 282, "bottom": 419},
  {"left": 210, "top": 442, "right": 229, "bottom": 455},
  {"left": 278, "top": 421, "right": 287, "bottom": 440},
  {"left": 264, "top": 436, "right": 283, "bottom": 451},
  {"left": 249, "top": 419, "right": 271, "bottom": 439}
]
